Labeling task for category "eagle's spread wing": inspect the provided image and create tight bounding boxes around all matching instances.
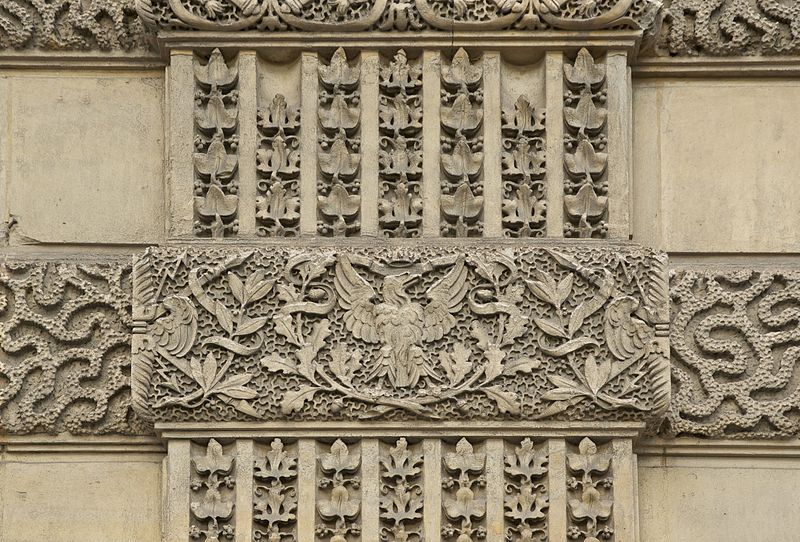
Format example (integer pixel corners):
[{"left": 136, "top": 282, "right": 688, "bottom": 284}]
[
  {"left": 604, "top": 296, "right": 654, "bottom": 361},
  {"left": 153, "top": 295, "right": 198, "bottom": 357},
  {"left": 422, "top": 257, "right": 469, "bottom": 342},
  {"left": 334, "top": 255, "right": 380, "bottom": 343}
]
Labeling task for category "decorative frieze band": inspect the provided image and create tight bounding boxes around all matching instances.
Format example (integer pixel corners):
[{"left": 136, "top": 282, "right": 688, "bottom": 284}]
[
  {"left": 167, "top": 435, "right": 632, "bottom": 542},
  {"left": 130, "top": 242, "right": 669, "bottom": 425},
  {"left": 6, "top": 257, "right": 800, "bottom": 439}
]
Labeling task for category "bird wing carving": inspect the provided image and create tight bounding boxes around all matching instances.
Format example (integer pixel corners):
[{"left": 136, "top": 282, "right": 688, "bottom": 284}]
[
  {"left": 604, "top": 296, "right": 654, "bottom": 361},
  {"left": 153, "top": 295, "right": 198, "bottom": 358},
  {"left": 422, "top": 257, "right": 469, "bottom": 342},
  {"left": 334, "top": 255, "right": 380, "bottom": 343}
]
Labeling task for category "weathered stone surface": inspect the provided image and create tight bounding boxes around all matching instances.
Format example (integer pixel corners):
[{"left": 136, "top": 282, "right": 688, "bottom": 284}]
[
  {"left": 4, "top": 73, "right": 166, "bottom": 245},
  {"left": 131, "top": 242, "right": 670, "bottom": 424},
  {"left": 0, "top": 258, "right": 149, "bottom": 434},
  {"left": 657, "top": 0, "right": 800, "bottom": 56},
  {"left": 0, "top": 0, "right": 149, "bottom": 50},
  {"left": 666, "top": 268, "right": 800, "bottom": 438},
  {"left": 632, "top": 79, "right": 800, "bottom": 253}
]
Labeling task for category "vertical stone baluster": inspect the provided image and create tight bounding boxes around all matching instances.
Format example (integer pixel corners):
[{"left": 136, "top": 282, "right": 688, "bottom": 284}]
[
  {"left": 360, "top": 51, "right": 380, "bottom": 237},
  {"left": 167, "top": 50, "right": 195, "bottom": 238},
  {"left": 297, "top": 438, "right": 317, "bottom": 540},
  {"left": 485, "top": 438, "right": 505, "bottom": 540},
  {"left": 606, "top": 51, "right": 633, "bottom": 240},
  {"left": 547, "top": 438, "right": 567, "bottom": 541},
  {"left": 482, "top": 52, "right": 502, "bottom": 237},
  {"left": 421, "top": 50, "right": 441, "bottom": 238},
  {"left": 165, "top": 439, "right": 191, "bottom": 542},
  {"left": 422, "top": 438, "right": 442, "bottom": 541},
  {"left": 237, "top": 52, "right": 258, "bottom": 237},
  {"left": 612, "top": 438, "right": 637, "bottom": 542},
  {"left": 361, "top": 438, "right": 381, "bottom": 542},
  {"left": 300, "top": 52, "right": 319, "bottom": 236},
  {"left": 234, "top": 439, "right": 254, "bottom": 542},
  {"left": 544, "top": 51, "right": 565, "bottom": 238}
]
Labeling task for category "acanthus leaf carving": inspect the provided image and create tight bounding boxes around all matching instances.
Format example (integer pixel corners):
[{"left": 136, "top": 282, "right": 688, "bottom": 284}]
[{"left": 131, "top": 244, "right": 669, "bottom": 425}]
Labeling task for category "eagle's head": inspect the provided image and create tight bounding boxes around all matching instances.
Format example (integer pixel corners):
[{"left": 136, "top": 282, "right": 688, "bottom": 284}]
[{"left": 382, "top": 272, "right": 421, "bottom": 305}]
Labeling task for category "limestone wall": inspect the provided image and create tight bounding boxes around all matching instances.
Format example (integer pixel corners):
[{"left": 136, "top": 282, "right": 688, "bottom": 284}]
[{"left": 1, "top": 0, "right": 800, "bottom": 539}]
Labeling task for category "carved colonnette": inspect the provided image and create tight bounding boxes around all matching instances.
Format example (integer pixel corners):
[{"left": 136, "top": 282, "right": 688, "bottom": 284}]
[
  {"left": 666, "top": 267, "right": 800, "bottom": 439},
  {"left": 0, "top": 257, "right": 148, "bottom": 434}
]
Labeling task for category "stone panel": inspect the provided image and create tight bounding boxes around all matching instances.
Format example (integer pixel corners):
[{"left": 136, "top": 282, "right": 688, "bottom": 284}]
[
  {"left": 632, "top": 79, "right": 800, "bottom": 253},
  {"left": 5, "top": 72, "right": 165, "bottom": 244},
  {"left": 639, "top": 451, "right": 800, "bottom": 541},
  {"left": 131, "top": 242, "right": 669, "bottom": 425},
  {"left": 0, "top": 451, "right": 162, "bottom": 542}
]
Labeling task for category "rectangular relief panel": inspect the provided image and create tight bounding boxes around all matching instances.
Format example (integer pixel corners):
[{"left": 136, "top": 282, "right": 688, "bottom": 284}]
[
  {"left": 131, "top": 242, "right": 669, "bottom": 425},
  {"left": 165, "top": 434, "right": 636, "bottom": 542}
]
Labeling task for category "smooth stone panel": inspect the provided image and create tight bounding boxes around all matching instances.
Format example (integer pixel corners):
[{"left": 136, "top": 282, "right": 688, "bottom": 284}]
[
  {"left": 0, "top": 453, "right": 162, "bottom": 542},
  {"left": 632, "top": 79, "right": 800, "bottom": 253},
  {"left": 638, "top": 454, "right": 800, "bottom": 541},
  {"left": 5, "top": 72, "right": 165, "bottom": 244}
]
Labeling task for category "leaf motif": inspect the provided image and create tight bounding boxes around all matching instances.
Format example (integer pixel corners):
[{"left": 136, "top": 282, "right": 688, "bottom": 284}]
[
  {"left": 536, "top": 399, "right": 574, "bottom": 418},
  {"left": 526, "top": 279, "right": 552, "bottom": 305},
  {"left": 533, "top": 317, "right": 568, "bottom": 339},
  {"left": 483, "top": 347, "right": 506, "bottom": 382},
  {"left": 204, "top": 336, "right": 262, "bottom": 356},
  {"left": 470, "top": 321, "right": 492, "bottom": 351},
  {"left": 261, "top": 353, "right": 300, "bottom": 377},
  {"left": 483, "top": 387, "right": 520, "bottom": 415},
  {"left": 214, "top": 301, "right": 235, "bottom": 336},
  {"left": 280, "top": 385, "right": 320, "bottom": 415},
  {"left": 504, "top": 357, "right": 541, "bottom": 375},
  {"left": 440, "top": 344, "right": 473, "bottom": 386},
  {"left": 244, "top": 272, "right": 275, "bottom": 304},
  {"left": 228, "top": 273, "right": 245, "bottom": 305},
  {"left": 273, "top": 313, "right": 301, "bottom": 346},
  {"left": 190, "top": 357, "right": 205, "bottom": 389},
  {"left": 202, "top": 352, "right": 218, "bottom": 392},
  {"left": 218, "top": 386, "right": 258, "bottom": 400},
  {"left": 277, "top": 283, "right": 300, "bottom": 304},
  {"left": 538, "top": 336, "right": 600, "bottom": 357},
  {"left": 556, "top": 274, "right": 573, "bottom": 307},
  {"left": 548, "top": 374, "right": 582, "bottom": 389},
  {"left": 584, "top": 355, "right": 611, "bottom": 395},
  {"left": 541, "top": 388, "right": 583, "bottom": 401},
  {"left": 235, "top": 316, "right": 269, "bottom": 337}
]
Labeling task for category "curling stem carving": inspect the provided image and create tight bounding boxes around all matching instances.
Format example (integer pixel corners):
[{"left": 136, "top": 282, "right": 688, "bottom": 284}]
[
  {"left": 379, "top": 50, "right": 423, "bottom": 238},
  {"left": 254, "top": 438, "right": 298, "bottom": 541},
  {"left": 257, "top": 94, "right": 301, "bottom": 237},
  {"left": 442, "top": 438, "right": 487, "bottom": 542},
  {"left": 440, "top": 48, "right": 484, "bottom": 238},
  {"left": 563, "top": 48, "right": 607, "bottom": 239},
  {"left": 505, "top": 438, "right": 549, "bottom": 541},
  {"left": 379, "top": 438, "right": 424, "bottom": 541},
  {"left": 194, "top": 48, "right": 240, "bottom": 238},
  {"left": 317, "top": 48, "right": 362, "bottom": 237},
  {"left": 502, "top": 95, "right": 546, "bottom": 238}
]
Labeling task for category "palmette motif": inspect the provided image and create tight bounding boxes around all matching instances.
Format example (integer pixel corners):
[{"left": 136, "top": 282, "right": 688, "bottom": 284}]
[{"left": 131, "top": 243, "right": 669, "bottom": 424}]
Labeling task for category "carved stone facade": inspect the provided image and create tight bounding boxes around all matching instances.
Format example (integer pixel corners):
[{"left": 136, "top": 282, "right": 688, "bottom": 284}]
[
  {"left": 0, "top": 258, "right": 147, "bottom": 435},
  {"left": 130, "top": 244, "right": 669, "bottom": 424},
  {"left": 666, "top": 268, "right": 800, "bottom": 439}
]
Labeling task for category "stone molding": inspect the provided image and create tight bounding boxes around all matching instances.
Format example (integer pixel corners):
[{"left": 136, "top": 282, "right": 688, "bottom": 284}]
[
  {"left": 1, "top": 0, "right": 799, "bottom": 58},
  {"left": 130, "top": 242, "right": 670, "bottom": 426}
]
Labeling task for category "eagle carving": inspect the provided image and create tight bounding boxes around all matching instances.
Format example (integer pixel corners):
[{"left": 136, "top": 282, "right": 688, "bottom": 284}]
[{"left": 334, "top": 255, "right": 469, "bottom": 389}]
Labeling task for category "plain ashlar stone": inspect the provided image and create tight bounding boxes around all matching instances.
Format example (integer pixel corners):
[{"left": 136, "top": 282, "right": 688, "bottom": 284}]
[
  {"left": 5, "top": 72, "right": 165, "bottom": 244},
  {"left": 638, "top": 454, "right": 800, "bottom": 541},
  {"left": 632, "top": 79, "right": 800, "bottom": 253},
  {"left": 0, "top": 453, "right": 162, "bottom": 542}
]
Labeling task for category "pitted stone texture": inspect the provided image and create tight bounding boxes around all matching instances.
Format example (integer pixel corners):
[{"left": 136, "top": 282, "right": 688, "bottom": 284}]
[
  {"left": 666, "top": 268, "right": 800, "bottom": 438},
  {"left": 658, "top": 0, "right": 800, "bottom": 56},
  {"left": 0, "top": 0, "right": 149, "bottom": 50},
  {"left": 132, "top": 242, "right": 669, "bottom": 425},
  {"left": 0, "top": 258, "right": 150, "bottom": 434}
]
